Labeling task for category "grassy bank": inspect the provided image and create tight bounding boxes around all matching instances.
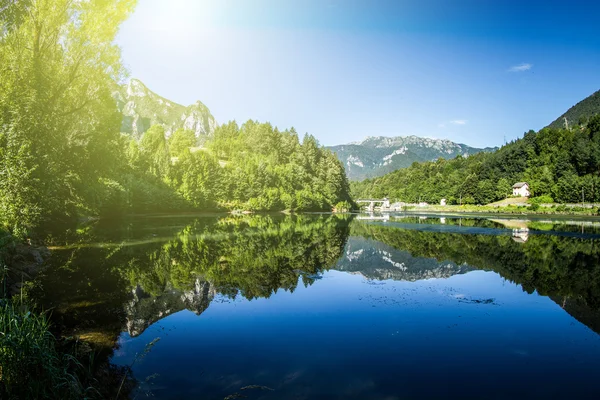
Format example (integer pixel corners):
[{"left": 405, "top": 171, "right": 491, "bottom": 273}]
[
  {"left": 0, "top": 229, "right": 133, "bottom": 399},
  {"left": 405, "top": 204, "right": 600, "bottom": 217},
  {"left": 0, "top": 298, "right": 134, "bottom": 399}
]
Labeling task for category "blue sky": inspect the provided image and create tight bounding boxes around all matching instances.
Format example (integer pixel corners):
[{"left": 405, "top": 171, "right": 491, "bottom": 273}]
[{"left": 116, "top": 0, "right": 600, "bottom": 148}]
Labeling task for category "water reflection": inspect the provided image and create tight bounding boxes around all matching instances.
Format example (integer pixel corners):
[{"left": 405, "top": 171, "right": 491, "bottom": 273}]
[{"left": 27, "top": 213, "right": 600, "bottom": 399}]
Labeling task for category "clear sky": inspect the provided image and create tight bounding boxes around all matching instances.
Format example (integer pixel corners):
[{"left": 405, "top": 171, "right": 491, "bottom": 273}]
[{"left": 116, "top": 0, "right": 600, "bottom": 148}]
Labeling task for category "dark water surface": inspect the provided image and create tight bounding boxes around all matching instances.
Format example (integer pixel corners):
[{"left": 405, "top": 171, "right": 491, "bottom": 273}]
[{"left": 31, "top": 213, "right": 600, "bottom": 399}]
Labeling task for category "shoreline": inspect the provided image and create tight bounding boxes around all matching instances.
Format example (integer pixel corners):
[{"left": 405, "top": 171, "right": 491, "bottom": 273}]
[{"left": 400, "top": 209, "right": 600, "bottom": 220}]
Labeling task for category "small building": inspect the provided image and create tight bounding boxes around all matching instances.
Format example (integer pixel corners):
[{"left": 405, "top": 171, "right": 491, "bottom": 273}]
[
  {"left": 512, "top": 182, "right": 530, "bottom": 197},
  {"left": 440, "top": 198, "right": 447, "bottom": 206},
  {"left": 512, "top": 228, "right": 529, "bottom": 243}
]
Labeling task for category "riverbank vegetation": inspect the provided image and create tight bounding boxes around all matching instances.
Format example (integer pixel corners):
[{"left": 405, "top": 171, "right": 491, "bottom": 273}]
[
  {"left": 1, "top": 228, "right": 133, "bottom": 399},
  {"left": 0, "top": 298, "right": 134, "bottom": 399},
  {"left": 352, "top": 116, "right": 600, "bottom": 206},
  {"left": 404, "top": 203, "right": 600, "bottom": 216}
]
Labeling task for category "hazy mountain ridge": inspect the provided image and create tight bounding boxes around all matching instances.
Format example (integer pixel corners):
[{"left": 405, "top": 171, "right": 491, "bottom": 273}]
[
  {"left": 114, "top": 78, "right": 218, "bottom": 140},
  {"left": 547, "top": 89, "right": 600, "bottom": 130},
  {"left": 328, "top": 135, "right": 497, "bottom": 181}
]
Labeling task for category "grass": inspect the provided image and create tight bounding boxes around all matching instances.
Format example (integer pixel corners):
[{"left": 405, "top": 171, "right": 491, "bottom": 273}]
[
  {"left": 417, "top": 203, "right": 600, "bottom": 216},
  {"left": 0, "top": 297, "right": 133, "bottom": 399},
  {"left": 0, "top": 299, "right": 78, "bottom": 399}
]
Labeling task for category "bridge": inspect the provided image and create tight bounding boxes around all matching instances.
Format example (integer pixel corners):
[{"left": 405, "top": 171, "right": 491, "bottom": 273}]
[{"left": 356, "top": 198, "right": 391, "bottom": 212}]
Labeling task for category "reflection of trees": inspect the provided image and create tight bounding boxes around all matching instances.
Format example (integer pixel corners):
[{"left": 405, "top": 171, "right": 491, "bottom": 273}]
[
  {"left": 31, "top": 214, "right": 353, "bottom": 340},
  {"left": 352, "top": 221, "right": 600, "bottom": 309},
  {"left": 126, "top": 214, "right": 352, "bottom": 301}
]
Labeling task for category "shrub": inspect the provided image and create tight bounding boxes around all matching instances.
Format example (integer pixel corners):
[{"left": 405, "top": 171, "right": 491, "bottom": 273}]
[
  {"left": 530, "top": 195, "right": 554, "bottom": 205},
  {"left": 334, "top": 201, "right": 353, "bottom": 212}
]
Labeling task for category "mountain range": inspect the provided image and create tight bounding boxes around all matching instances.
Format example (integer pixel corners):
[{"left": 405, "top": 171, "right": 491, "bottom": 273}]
[
  {"left": 113, "top": 78, "right": 218, "bottom": 140},
  {"left": 327, "top": 136, "right": 497, "bottom": 181},
  {"left": 114, "top": 78, "right": 599, "bottom": 182}
]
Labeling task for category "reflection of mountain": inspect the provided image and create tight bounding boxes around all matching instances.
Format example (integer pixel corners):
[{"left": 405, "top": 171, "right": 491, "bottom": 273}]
[
  {"left": 551, "top": 296, "right": 600, "bottom": 336},
  {"left": 126, "top": 279, "right": 216, "bottom": 337},
  {"left": 352, "top": 220, "right": 600, "bottom": 335},
  {"left": 335, "top": 236, "right": 472, "bottom": 281}
]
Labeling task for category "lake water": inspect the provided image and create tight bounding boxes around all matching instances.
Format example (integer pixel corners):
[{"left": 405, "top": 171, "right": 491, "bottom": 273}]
[{"left": 31, "top": 213, "right": 600, "bottom": 399}]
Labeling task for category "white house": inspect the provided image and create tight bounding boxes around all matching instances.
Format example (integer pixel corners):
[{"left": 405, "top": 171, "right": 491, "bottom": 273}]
[{"left": 512, "top": 182, "right": 530, "bottom": 197}]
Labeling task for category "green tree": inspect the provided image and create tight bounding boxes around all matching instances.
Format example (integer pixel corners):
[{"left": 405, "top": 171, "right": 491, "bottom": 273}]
[
  {"left": 0, "top": 0, "right": 137, "bottom": 233},
  {"left": 168, "top": 128, "right": 197, "bottom": 158},
  {"left": 173, "top": 150, "right": 221, "bottom": 208},
  {"left": 140, "top": 125, "right": 170, "bottom": 180},
  {"left": 496, "top": 178, "right": 512, "bottom": 199}
]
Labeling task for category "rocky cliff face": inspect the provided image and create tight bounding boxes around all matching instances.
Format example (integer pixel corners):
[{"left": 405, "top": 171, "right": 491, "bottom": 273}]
[
  {"left": 334, "top": 236, "right": 472, "bottom": 281},
  {"left": 125, "top": 278, "right": 216, "bottom": 337},
  {"left": 114, "top": 79, "right": 218, "bottom": 140},
  {"left": 327, "top": 135, "right": 496, "bottom": 180}
]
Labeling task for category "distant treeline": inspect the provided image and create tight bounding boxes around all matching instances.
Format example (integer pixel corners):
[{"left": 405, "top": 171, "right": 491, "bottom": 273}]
[
  {"left": 352, "top": 116, "right": 600, "bottom": 205},
  {"left": 0, "top": 0, "right": 352, "bottom": 237}
]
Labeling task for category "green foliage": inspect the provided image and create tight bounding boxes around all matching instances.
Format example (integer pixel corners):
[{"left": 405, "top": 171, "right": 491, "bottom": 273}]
[
  {"left": 208, "top": 121, "right": 353, "bottom": 211},
  {"left": 353, "top": 116, "right": 600, "bottom": 205},
  {"left": 0, "top": 299, "right": 131, "bottom": 399},
  {"left": 172, "top": 150, "right": 221, "bottom": 208},
  {"left": 334, "top": 201, "right": 353, "bottom": 212},
  {"left": 530, "top": 195, "right": 554, "bottom": 204},
  {"left": 168, "top": 128, "right": 197, "bottom": 158},
  {"left": 140, "top": 125, "right": 170, "bottom": 179},
  {"left": 0, "top": 0, "right": 137, "bottom": 235}
]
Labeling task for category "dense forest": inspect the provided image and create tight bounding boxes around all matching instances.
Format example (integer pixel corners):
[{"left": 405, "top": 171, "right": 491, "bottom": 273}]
[
  {"left": 0, "top": 0, "right": 352, "bottom": 237},
  {"left": 352, "top": 116, "right": 600, "bottom": 205}
]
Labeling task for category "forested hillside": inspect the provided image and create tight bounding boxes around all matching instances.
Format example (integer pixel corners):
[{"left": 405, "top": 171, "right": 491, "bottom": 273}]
[
  {"left": 0, "top": 0, "right": 352, "bottom": 237},
  {"left": 547, "top": 90, "right": 600, "bottom": 130},
  {"left": 352, "top": 116, "right": 600, "bottom": 205}
]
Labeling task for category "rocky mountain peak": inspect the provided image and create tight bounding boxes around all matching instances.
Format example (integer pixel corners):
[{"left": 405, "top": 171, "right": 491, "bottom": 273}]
[
  {"left": 115, "top": 78, "right": 218, "bottom": 140},
  {"left": 327, "top": 135, "right": 497, "bottom": 180}
]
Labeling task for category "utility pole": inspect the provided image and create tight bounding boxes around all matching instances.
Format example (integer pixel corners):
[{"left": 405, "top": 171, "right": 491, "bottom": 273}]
[
  {"left": 582, "top": 186, "right": 585, "bottom": 208},
  {"left": 564, "top": 117, "right": 569, "bottom": 131}
]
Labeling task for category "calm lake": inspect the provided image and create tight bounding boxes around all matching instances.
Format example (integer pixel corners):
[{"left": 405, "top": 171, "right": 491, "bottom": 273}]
[{"left": 30, "top": 213, "right": 600, "bottom": 399}]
